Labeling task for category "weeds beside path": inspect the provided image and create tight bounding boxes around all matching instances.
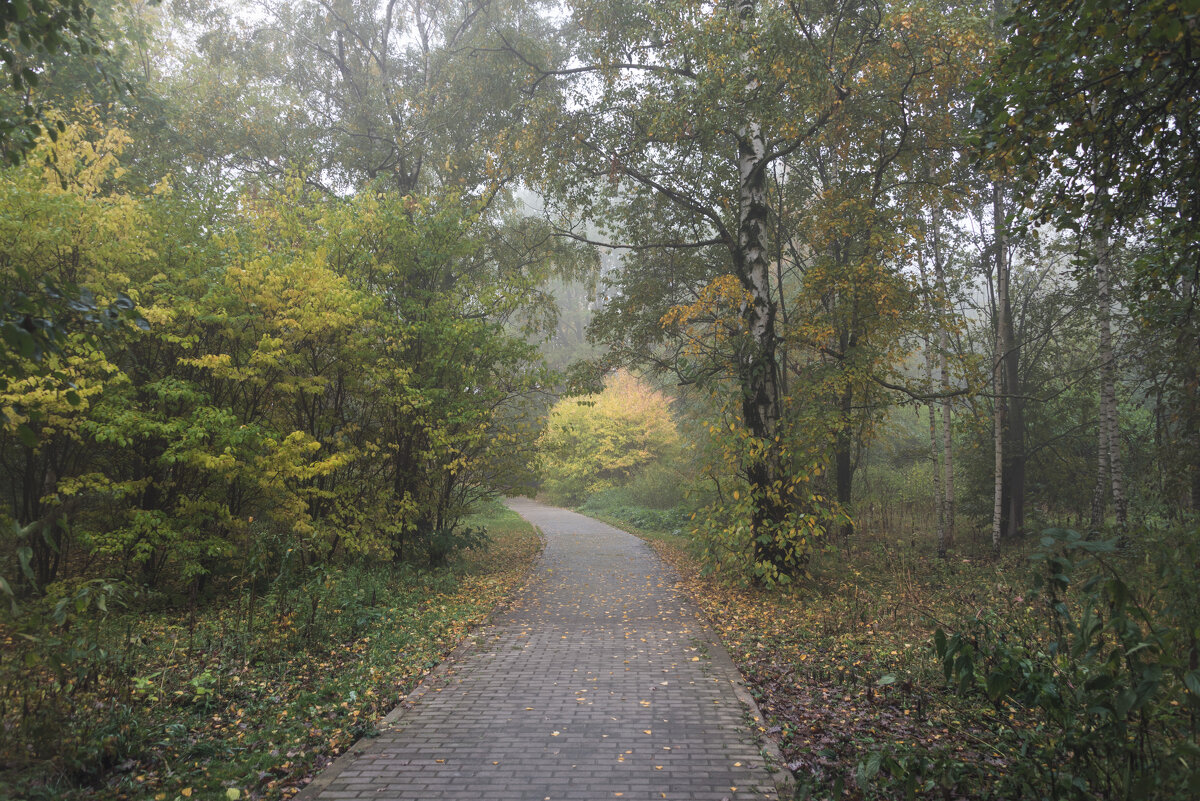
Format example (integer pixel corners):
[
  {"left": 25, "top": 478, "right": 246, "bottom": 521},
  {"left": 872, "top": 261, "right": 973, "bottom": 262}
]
[{"left": 0, "top": 505, "right": 541, "bottom": 801}]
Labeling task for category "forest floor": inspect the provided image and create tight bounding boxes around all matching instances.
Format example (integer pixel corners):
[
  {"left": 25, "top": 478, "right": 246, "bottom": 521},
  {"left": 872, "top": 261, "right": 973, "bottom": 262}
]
[
  {"left": 594, "top": 513, "right": 1033, "bottom": 799},
  {"left": 0, "top": 504, "right": 542, "bottom": 801}
]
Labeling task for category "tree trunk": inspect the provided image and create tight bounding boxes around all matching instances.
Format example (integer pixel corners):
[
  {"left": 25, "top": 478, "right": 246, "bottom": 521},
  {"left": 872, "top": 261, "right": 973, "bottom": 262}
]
[
  {"left": 834, "top": 383, "right": 856, "bottom": 540},
  {"left": 991, "top": 184, "right": 1007, "bottom": 551},
  {"left": 734, "top": 0, "right": 787, "bottom": 569},
  {"left": 932, "top": 220, "right": 955, "bottom": 550},
  {"left": 993, "top": 183, "right": 1024, "bottom": 540},
  {"left": 918, "top": 251, "right": 945, "bottom": 557},
  {"left": 1191, "top": 362, "right": 1200, "bottom": 511},
  {"left": 1089, "top": 391, "right": 1111, "bottom": 530},
  {"left": 1094, "top": 229, "right": 1127, "bottom": 535},
  {"left": 999, "top": 268, "right": 1024, "bottom": 535},
  {"left": 1183, "top": 273, "right": 1200, "bottom": 512},
  {"left": 925, "top": 349, "right": 945, "bottom": 556}
]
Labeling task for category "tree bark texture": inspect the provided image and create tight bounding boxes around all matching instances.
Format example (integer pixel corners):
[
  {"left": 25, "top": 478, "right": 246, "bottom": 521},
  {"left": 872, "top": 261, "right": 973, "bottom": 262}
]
[
  {"left": 835, "top": 382, "right": 856, "bottom": 540},
  {"left": 993, "top": 185, "right": 1022, "bottom": 537},
  {"left": 991, "top": 184, "right": 1007, "bottom": 550},
  {"left": 1092, "top": 229, "right": 1127, "bottom": 534},
  {"left": 932, "top": 220, "right": 955, "bottom": 550},
  {"left": 918, "top": 252, "right": 946, "bottom": 557},
  {"left": 993, "top": 183, "right": 1024, "bottom": 540},
  {"left": 734, "top": 0, "right": 787, "bottom": 566}
]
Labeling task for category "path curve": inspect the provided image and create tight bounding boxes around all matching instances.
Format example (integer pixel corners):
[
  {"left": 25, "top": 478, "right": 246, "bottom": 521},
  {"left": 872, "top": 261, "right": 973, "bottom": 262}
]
[{"left": 299, "top": 499, "right": 781, "bottom": 801}]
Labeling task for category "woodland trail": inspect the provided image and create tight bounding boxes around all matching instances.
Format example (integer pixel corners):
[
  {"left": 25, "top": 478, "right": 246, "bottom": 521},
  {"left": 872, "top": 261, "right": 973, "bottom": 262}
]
[{"left": 298, "top": 498, "right": 783, "bottom": 801}]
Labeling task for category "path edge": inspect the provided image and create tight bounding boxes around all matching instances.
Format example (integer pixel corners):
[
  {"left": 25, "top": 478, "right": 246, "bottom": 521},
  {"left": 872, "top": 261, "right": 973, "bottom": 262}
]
[
  {"left": 703, "top": 629, "right": 797, "bottom": 799},
  {"left": 294, "top": 523, "right": 546, "bottom": 800},
  {"left": 602, "top": 517, "right": 797, "bottom": 801}
]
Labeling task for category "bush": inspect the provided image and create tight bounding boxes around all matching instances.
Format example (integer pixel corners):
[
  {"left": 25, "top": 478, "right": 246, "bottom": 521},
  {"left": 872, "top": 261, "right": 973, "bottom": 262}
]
[
  {"left": 578, "top": 488, "right": 691, "bottom": 533},
  {"left": 538, "top": 371, "right": 681, "bottom": 506},
  {"left": 862, "top": 526, "right": 1200, "bottom": 800}
]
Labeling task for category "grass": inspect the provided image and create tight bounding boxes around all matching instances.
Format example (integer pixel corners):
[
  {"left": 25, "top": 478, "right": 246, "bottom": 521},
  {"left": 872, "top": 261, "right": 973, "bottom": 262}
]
[{"left": 0, "top": 502, "right": 541, "bottom": 801}]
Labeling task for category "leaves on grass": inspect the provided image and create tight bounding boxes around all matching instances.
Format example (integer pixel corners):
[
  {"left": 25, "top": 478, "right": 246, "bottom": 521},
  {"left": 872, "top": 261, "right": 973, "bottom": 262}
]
[
  {"left": 645, "top": 534, "right": 1004, "bottom": 798},
  {"left": 0, "top": 515, "right": 540, "bottom": 801}
]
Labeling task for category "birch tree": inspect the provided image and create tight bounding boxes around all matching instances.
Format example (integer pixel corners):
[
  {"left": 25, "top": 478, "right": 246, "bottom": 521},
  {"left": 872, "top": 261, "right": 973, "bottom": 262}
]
[
  {"left": 1089, "top": 228, "right": 1128, "bottom": 534},
  {"left": 514, "top": 0, "right": 886, "bottom": 578}
]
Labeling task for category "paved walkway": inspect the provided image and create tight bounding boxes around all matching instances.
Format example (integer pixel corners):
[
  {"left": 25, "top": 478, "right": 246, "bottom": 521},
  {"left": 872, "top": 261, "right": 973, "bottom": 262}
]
[{"left": 300, "top": 499, "right": 781, "bottom": 801}]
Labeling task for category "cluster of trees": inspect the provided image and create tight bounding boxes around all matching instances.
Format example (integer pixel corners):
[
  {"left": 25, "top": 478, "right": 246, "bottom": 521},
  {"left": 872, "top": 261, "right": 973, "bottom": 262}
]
[
  {"left": 0, "top": 0, "right": 594, "bottom": 600},
  {"left": 1, "top": 0, "right": 1196, "bottom": 596},
  {"left": 2, "top": 119, "right": 556, "bottom": 595},
  {"left": 520, "top": 0, "right": 1198, "bottom": 581},
  {"left": 538, "top": 370, "right": 682, "bottom": 506}
]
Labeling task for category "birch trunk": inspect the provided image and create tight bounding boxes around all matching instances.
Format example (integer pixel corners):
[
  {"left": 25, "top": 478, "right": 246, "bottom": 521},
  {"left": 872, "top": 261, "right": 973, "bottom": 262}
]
[
  {"left": 932, "top": 220, "right": 955, "bottom": 548},
  {"left": 918, "top": 253, "right": 946, "bottom": 557},
  {"left": 735, "top": 0, "right": 786, "bottom": 566},
  {"left": 991, "top": 184, "right": 1007, "bottom": 550},
  {"left": 1093, "top": 229, "right": 1127, "bottom": 534}
]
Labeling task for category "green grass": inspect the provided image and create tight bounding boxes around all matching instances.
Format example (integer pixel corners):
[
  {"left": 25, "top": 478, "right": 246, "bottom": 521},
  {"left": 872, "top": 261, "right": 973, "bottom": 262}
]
[
  {"left": 576, "top": 489, "right": 693, "bottom": 537},
  {"left": 0, "top": 505, "right": 540, "bottom": 801}
]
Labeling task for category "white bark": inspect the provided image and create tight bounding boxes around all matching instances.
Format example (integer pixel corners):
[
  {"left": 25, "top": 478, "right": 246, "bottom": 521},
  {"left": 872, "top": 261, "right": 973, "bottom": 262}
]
[
  {"left": 932, "top": 220, "right": 955, "bottom": 548},
  {"left": 733, "top": 0, "right": 786, "bottom": 557},
  {"left": 991, "top": 184, "right": 1007, "bottom": 550},
  {"left": 1093, "top": 229, "right": 1127, "bottom": 534},
  {"left": 918, "top": 253, "right": 945, "bottom": 556}
]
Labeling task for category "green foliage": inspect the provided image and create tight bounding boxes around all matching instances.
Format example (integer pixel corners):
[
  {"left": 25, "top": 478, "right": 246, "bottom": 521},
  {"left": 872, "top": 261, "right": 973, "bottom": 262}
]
[
  {"left": 0, "top": 0, "right": 112, "bottom": 162},
  {"left": 665, "top": 385, "right": 852, "bottom": 586},
  {"left": 0, "top": 511, "right": 540, "bottom": 800},
  {"left": 577, "top": 488, "right": 691, "bottom": 533},
  {"left": 982, "top": 0, "right": 1200, "bottom": 266},
  {"left": 861, "top": 527, "right": 1200, "bottom": 800},
  {"left": 2, "top": 1, "right": 1200, "bottom": 797},
  {"left": 980, "top": 0, "right": 1200, "bottom": 514},
  {"left": 0, "top": 506, "right": 535, "bottom": 801},
  {"left": 689, "top": 471, "right": 844, "bottom": 588},
  {"left": 0, "top": 121, "right": 550, "bottom": 598}
]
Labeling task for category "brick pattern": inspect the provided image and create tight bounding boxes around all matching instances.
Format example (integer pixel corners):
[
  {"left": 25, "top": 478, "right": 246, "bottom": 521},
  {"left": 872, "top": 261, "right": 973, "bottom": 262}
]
[{"left": 300, "top": 499, "right": 778, "bottom": 801}]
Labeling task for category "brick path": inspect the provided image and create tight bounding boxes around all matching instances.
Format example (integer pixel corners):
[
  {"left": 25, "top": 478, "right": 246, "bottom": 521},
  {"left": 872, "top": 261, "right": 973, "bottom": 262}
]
[{"left": 299, "top": 498, "right": 782, "bottom": 801}]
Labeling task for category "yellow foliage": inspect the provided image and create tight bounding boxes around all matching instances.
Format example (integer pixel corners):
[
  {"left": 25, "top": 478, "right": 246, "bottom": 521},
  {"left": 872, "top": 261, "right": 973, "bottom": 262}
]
[{"left": 539, "top": 371, "right": 681, "bottom": 505}]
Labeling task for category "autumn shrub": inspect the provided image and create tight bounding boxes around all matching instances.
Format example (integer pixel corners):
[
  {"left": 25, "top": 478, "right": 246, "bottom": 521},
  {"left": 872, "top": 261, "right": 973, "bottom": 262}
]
[
  {"left": 538, "top": 371, "right": 682, "bottom": 506},
  {"left": 0, "top": 123, "right": 549, "bottom": 610}
]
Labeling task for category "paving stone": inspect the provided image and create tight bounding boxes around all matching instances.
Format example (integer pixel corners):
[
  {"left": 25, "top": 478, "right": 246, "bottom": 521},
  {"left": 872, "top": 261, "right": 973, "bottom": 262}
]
[{"left": 300, "top": 499, "right": 778, "bottom": 801}]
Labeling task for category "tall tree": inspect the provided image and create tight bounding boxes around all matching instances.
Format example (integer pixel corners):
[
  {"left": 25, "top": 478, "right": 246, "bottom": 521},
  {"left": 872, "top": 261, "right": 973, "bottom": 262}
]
[
  {"left": 1089, "top": 227, "right": 1127, "bottom": 533},
  {"left": 516, "top": 0, "right": 887, "bottom": 577}
]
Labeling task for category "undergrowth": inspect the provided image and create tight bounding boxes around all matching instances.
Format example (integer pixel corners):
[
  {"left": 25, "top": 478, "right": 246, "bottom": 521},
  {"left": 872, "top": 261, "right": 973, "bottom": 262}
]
[
  {"left": 577, "top": 488, "right": 692, "bottom": 534},
  {"left": 0, "top": 501, "right": 540, "bottom": 801},
  {"left": 604, "top": 501, "right": 1200, "bottom": 800}
]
